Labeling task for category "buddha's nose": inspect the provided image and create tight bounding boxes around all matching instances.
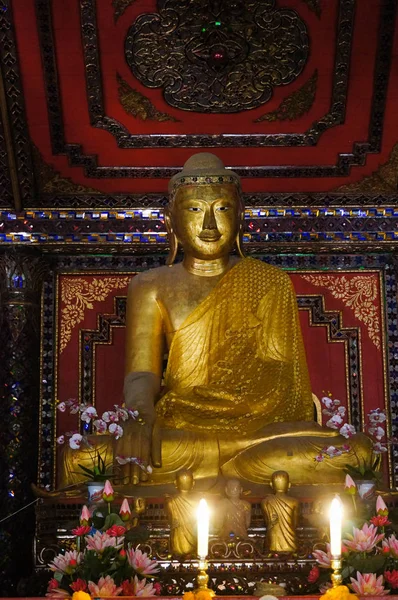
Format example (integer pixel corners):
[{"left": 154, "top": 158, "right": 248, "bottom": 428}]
[{"left": 202, "top": 206, "right": 218, "bottom": 231}]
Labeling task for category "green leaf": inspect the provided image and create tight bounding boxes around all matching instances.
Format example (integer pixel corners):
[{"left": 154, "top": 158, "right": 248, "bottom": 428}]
[
  {"left": 346, "top": 554, "right": 387, "bottom": 574},
  {"left": 103, "top": 513, "right": 124, "bottom": 530}
]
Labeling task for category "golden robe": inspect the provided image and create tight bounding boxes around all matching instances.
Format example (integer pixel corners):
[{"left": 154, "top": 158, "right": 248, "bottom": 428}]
[
  {"left": 261, "top": 494, "right": 298, "bottom": 552},
  {"left": 156, "top": 258, "right": 313, "bottom": 434}
]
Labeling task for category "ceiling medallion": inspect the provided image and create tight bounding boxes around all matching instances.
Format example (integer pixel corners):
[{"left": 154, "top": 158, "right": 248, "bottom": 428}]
[{"left": 125, "top": 0, "right": 309, "bottom": 113}]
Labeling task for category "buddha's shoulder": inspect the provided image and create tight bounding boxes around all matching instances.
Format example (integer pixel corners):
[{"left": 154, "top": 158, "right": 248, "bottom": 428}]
[
  {"left": 128, "top": 265, "right": 172, "bottom": 292},
  {"left": 244, "top": 258, "right": 291, "bottom": 283}
]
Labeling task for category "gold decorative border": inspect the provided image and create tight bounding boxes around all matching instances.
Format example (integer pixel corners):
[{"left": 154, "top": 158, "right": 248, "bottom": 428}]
[
  {"left": 300, "top": 272, "right": 381, "bottom": 349},
  {"left": 59, "top": 275, "right": 130, "bottom": 353}
]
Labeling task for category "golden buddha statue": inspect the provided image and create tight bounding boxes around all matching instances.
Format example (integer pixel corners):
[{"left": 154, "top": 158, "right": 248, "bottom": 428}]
[
  {"left": 216, "top": 479, "right": 251, "bottom": 539},
  {"left": 165, "top": 470, "right": 199, "bottom": 556},
  {"left": 261, "top": 471, "right": 299, "bottom": 553},
  {"left": 58, "top": 152, "right": 372, "bottom": 491}
]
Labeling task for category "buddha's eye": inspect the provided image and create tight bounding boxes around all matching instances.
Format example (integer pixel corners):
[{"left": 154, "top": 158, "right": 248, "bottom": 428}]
[
  {"left": 216, "top": 206, "right": 230, "bottom": 212},
  {"left": 188, "top": 206, "right": 203, "bottom": 212}
]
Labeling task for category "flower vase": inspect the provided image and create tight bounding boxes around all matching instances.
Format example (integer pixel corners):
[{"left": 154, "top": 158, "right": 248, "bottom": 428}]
[
  {"left": 86, "top": 481, "right": 105, "bottom": 504},
  {"left": 356, "top": 479, "right": 376, "bottom": 500}
]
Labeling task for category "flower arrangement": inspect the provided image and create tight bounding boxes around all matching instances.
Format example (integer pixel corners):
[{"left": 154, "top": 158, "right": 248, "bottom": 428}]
[
  {"left": 309, "top": 490, "right": 398, "bottom": 596},
  {"left": 56, "top": 398, "right": 151, "bottom": 482},
  {"left": 47, "top": 482, "right": 160, "bottom": 598},
  {"left": 315, "top": 396, "right": 391, "bottom": 481}
]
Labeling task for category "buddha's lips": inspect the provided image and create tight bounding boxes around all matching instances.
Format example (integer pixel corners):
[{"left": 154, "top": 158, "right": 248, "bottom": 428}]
[{"left": 198, "top": 231, "right": 221, "bottom": 242}]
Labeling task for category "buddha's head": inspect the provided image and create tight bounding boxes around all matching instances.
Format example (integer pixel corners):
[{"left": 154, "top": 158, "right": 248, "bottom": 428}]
[
  {"left": 270, "top": 470, "right": 290, "bottom": 493},
  {"left": 175, "top": 469, "right": 194, "bottom": 492},
  {"left": 225, "top": 478, "right": 243, "bottom": 499},
  {"left": 166, "top": 153, "right": 245, "bottom": 265}
]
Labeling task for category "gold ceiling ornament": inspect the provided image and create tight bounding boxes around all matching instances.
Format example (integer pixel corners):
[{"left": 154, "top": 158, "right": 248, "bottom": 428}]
[
  {"left": 301, "top": 273, "right": 381, "bottom": 349},
  {"left": 254, "top": 70, "right": 318, "bottom": 123},
  {"left": 335, "top": 142, "right": 398, "bottom": 193},
  {"left": 32, "top": 145, "right": 101, "bottom": 195},
  {"left": 112, "top": 0, "right": 136, "bottom": 23},
  {"left": 302, "top": 0, "right": 322, "bottom": 18},
  {"left": 59, "top": 276, "right": 130, "bottom": 353},
  {"left": 117, "top": 74, "right": 178, "bottom": 122}
]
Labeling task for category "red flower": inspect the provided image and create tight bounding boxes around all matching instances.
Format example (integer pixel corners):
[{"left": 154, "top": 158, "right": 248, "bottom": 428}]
[
  {"left": 70, "top": 579, "right": 88, "bottom": 592},
  {"left": 153, "top": 582, "right": 162, "bottom": 595},
  {"left": 71, "top": 525, "right": 91, "bottom": 536},
  {"left": 119, "top": 549, "right": 127, "bottom": 560},
  {"left": 69, "top": 559, "right": 77, "bottom": 568},
  {"left": 308, "top": 566, "right": 320, "bottom": 583},
  {"left": 370, "top": 515, "right": 391, "bottom": 527},
  {"left": 106, "top": 525, "right": 126, "bottom": 537},
  {"left": 121, "top": 579, "right": 134, "bottom": 596},
  {"left": 48, "top": 579, "right": 59, "bottom": 591},
  {"left": 385, "top": 570, "right": 398, "bottom": 589}
]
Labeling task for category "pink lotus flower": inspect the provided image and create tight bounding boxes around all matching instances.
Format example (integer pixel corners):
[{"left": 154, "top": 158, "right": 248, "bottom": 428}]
[
  {"left": 88, "top": 575, "right": 122, "bottom": 597},
  {"left": 344, "top": 474, "right": 356, "bottom": 494},
  {"left": 385, "top": 571, "right": 398, "bottom": 590},
  {"left": 49, "top": 550, "right": 82, "bottom": 573},
  {"left": 377, "top": 495, "right": 389, "bottom": 515},
  {"left": 343, "top": 523, "right": 385, "bottom": 552},
  {"left": 70, "top": 579, "right": 88, "bottom": 592},
  {"left": 127, "top": 548, "right": 160, "bottom": 576},
  {"left": 102, "top": 479, "right": 114, "bottom": 502},
  {"left": 47, "top": 579, "right": 59, "bottom": 591},
  {"left": 370, "top": 515, "right": 391, "bottom": 527},
  {"left": 80, "top": 504, "right": 91, "bottom": 525},
  {"left": 45, "top": 587, "right": 70, "bottom": 599},
  {"left": 106, "top": 524, "right": 126, "bottom": 537},
  {"left": 72, "top": 525, "right": 91, "bottom": 536},
  {"left": 132, "top": 575, "right": 157, "bottom": 597},
  {"left": 313, "top": 543, "right": 332, "bottom": 568},
  {"left": 308, "top": 566, "right": 320, "bottom": 583},
  {"left": 119, "top": 498, "right": 132, "bottom": 521},
  {"left": 349, "top": 572, "right": 389, "bottom": 596},
  {"left": 85, "top": 530, "right": 123, "bottom": 552},
  {"left": 382, "top": 534, "right": 398, "bottom": 558}
]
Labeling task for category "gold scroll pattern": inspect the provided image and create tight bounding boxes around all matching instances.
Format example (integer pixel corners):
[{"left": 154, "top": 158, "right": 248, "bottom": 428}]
[
  {"left": 59, "top": 277, "right": 130, "bottom": 353},
  {"left": 300, "top": 274, "right": 381, "bottom": 349},
  {"left": 254, "top": 70, "right": 317, "bottom": 123},
  {"left": 117, "top": 74, "right": 178, "bottom": 122},
  {"left": 335, "top": 143, "right": 398, "bottom": 193}
]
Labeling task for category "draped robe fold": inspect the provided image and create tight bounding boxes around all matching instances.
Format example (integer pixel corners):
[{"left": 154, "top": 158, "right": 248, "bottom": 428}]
[{"left": 156, "top": 257, "right": 313, "bottom": 434}]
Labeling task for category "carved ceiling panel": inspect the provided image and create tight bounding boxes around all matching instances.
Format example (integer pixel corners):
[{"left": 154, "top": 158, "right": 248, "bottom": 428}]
[
  {"left": 125, "top": 0, "right": 309, "bottom": 113},
  {"left": 0, "top": 0, "right": 397, "bottom": 204}
]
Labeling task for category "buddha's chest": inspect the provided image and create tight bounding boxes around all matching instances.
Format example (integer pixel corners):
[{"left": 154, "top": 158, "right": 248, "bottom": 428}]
[{"left": 158, "top": 275, "right": 220, "bottom": 334}]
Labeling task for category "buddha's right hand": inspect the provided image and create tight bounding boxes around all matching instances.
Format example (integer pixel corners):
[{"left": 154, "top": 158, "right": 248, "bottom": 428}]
[{"left": 115, "top": 415, "right": 154, "bottom": 485}]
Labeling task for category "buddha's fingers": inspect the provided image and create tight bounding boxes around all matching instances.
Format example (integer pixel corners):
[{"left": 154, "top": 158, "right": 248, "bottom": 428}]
[{"left": 139, "top": 424, "right": 152, "bottom": 482}]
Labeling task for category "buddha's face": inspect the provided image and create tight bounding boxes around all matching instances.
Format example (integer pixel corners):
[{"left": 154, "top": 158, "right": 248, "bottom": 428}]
[
  {"left": 169, "top": 184, "right": 241, "bottom": 260},
  {"left": 225, "top": 479, "right": 242, "bottom": 498}
]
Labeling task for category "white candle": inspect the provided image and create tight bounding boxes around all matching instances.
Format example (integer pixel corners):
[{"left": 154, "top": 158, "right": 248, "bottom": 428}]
[
  {"left": 329, "top": 495, "right": 343, "bottom": 557},
  {"left": 197, "top": 498, "right": 210, "bottom": 559}
]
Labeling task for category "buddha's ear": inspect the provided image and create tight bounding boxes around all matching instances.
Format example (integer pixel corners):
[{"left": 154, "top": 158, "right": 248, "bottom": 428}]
[
  {"left": 236, "top": 209, "right": 246, "bottom": 259},
  {"left": 165, "top": 206, "right": 178, "bottom": 266}
]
